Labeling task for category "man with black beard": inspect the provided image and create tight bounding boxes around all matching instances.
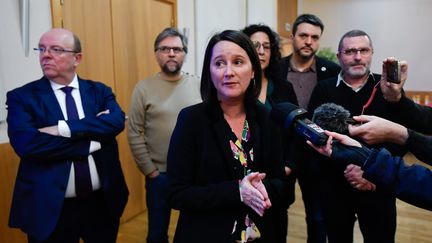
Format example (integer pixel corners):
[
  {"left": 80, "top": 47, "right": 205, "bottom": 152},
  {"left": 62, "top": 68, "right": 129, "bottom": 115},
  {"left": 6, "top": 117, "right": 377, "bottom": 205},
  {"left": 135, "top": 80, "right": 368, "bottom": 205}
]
[
  {"left": 279, "top": 14, "right": 340, "bottom": 243},
  {"left": 127, "top": 27, "right": 201, "bottom": 243}
]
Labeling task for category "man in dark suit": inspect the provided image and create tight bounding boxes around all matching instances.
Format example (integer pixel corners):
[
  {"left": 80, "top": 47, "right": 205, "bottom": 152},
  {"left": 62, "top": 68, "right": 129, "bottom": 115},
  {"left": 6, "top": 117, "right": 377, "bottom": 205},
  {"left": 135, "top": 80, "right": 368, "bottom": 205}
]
[
  {"left": 279, "top": 14, "right": 340, "bottom": 243},
  {"left": 6, "top": 28, "right": 128, "bottom": 243}
]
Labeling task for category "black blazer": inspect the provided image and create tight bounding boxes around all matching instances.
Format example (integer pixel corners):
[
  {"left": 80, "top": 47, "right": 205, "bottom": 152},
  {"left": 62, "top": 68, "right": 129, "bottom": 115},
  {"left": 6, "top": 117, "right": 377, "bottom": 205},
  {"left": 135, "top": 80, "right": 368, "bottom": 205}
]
[
  {"left": 167, "top": 101, "right": 288, "bottom": 243},
  {"left": 268, "top": 76, "right": 299, "bottom": 106}
]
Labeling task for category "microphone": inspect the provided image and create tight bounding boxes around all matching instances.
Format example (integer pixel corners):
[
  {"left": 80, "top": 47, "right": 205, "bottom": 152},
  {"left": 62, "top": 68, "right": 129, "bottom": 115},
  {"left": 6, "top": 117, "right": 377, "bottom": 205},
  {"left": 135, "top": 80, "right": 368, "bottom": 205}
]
[
  {"left": 270, "top": 102, "right": 370, "bottom": 166},
  {"left": 312, "top": 103, "right": 371, "bottom": 166},
  {"left": 270, "top": 102, "right": 328, "bottom": 146},
  {"left": 312, "top": 103, "right": 356, "bottom": 134}
]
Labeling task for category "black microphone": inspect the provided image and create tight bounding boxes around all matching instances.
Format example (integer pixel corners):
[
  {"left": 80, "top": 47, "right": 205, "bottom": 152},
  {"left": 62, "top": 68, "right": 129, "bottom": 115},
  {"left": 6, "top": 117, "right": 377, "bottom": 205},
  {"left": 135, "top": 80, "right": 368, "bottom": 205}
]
[
  {"left": 311, "top": 103, "right": 371, "bottom": 166},
  {"left": 312, "top": 103, "right": 357, "bottom": 135},
  {"left": 271, "top": 102, "right": 371, "bottom": 166},
  {"left": 271, "top": 102, "right": 328, "bottom": 146}
]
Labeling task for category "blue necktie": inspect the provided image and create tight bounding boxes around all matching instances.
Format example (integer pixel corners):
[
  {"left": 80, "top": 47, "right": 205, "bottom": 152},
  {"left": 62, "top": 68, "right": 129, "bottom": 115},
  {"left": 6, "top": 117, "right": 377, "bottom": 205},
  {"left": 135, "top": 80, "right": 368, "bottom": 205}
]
[{"left": 61, "top": 86, "right": 92, "bottom": 197}]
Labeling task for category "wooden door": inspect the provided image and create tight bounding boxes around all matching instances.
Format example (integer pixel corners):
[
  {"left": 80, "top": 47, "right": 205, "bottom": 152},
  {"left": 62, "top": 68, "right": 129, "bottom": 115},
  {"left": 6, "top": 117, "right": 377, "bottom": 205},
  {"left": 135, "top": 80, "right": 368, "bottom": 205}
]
[
  {"left": 109, "top": 0, "right": 176, "bottom": 220},
  {"left": 50, "top": 0, "right": 176, "bottom": 221},
  {"left": 0, "top": 144, "right": 26, "bottom": 243},
  {"left": 52, "top": 0, "right": 115, "bottom": 88},
  {"left": 278, "top": 0, "right": 297, "bottom": 56}
]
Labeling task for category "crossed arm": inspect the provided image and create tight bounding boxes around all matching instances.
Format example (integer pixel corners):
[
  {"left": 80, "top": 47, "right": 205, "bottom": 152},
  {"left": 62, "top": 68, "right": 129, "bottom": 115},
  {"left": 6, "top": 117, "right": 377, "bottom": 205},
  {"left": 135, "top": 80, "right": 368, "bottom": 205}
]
[{"left": 7, "top": 85, "right": 125, "bottom": 161}]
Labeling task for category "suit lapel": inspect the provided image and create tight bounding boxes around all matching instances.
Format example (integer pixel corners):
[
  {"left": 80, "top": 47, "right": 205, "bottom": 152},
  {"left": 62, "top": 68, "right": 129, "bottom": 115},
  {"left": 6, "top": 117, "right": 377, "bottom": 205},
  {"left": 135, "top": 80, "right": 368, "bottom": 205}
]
[
  {"left": 78, "top": 78, "right": 96, "bottom": 117},
  {"left": 213, "top": 118, "right": 238, "bottom": 178},
  {"left": 208, "top": 104, "right": 238, "bottom": 178},
  {"left": 211, "top": 104, "right": 264, "bottom": 178},
  {"left": 37, "top": 77, "right": 65, "bottom": 121}
]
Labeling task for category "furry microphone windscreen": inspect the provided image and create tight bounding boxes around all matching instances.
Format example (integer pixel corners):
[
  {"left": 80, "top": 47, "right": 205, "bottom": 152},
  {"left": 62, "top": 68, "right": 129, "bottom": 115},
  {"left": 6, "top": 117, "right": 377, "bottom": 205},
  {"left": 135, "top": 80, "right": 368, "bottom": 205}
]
[{"left": 312, "top": 103, "right": 351, "bottom": 134}]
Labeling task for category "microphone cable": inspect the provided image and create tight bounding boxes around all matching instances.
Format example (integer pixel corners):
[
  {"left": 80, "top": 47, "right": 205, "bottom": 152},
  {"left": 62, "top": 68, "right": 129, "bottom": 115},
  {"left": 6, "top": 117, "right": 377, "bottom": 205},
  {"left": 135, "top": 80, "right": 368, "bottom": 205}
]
[{"left": 360, "top": 75, "right": 380, "bottom": 120}]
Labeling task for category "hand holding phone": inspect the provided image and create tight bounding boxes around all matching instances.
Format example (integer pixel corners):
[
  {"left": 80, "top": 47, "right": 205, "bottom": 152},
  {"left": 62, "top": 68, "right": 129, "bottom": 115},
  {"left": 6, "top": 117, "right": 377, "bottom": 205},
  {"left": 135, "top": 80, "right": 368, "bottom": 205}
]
[{"left": 386, "top": 59, "right": 401, "bottom": 84}]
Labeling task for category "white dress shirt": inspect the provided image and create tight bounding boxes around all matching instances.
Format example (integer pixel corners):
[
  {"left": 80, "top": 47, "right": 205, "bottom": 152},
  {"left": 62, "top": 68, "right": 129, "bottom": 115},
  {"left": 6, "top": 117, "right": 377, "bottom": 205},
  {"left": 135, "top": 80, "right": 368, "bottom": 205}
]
[{"left": 50, "top": 75, "right": 101, "bottom": 198}]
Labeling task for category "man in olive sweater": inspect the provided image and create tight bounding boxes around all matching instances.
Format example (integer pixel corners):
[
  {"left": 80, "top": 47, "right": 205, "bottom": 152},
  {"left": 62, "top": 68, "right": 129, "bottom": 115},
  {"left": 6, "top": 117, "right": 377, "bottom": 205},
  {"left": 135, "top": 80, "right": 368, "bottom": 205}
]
[{"left": 127, "top": 27, "right": 201, "bottom": 243}]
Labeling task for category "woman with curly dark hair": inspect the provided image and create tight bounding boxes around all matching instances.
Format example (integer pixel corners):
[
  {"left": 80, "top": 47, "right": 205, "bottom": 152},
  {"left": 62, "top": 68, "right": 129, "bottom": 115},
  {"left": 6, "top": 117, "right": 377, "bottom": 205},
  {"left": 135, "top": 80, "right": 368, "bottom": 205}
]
[{"left": 242, "top": 24, "right": 297, "bottom": 109}]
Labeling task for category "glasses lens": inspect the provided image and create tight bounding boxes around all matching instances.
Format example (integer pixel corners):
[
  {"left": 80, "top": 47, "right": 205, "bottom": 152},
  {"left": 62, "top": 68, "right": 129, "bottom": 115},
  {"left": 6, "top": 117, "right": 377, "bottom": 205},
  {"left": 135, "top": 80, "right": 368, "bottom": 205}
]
[
  {"left": 343, "top": 48, "right": 371, "bottom": 56},
  {"left": 262, "top": 43, "right": 271, "bottom": 49},
  {"left": 253, "top": 41, "right": 271, "bottom": 51},
  {"left": 158, "top": 46, "right": 183, "bottom": 54},
  {"left": 253, "top": 41, "right": 261, "bottom": 49},
  {"left": 33, "top": 47, "right": 76, "bottom": 55}
]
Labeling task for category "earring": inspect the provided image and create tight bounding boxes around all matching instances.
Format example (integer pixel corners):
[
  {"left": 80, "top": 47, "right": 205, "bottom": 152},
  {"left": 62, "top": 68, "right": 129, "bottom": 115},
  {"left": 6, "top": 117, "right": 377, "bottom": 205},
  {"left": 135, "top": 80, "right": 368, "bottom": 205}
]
[{"left": 252, "top": 78, "right": 256, "bottom": 87}]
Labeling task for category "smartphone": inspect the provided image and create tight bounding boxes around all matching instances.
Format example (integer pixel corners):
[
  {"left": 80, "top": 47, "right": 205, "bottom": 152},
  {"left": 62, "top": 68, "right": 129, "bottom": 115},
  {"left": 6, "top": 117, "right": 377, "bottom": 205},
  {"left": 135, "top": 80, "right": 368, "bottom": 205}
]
[{"left": 386, "top": 59, "right": 401, "bottom": 84}]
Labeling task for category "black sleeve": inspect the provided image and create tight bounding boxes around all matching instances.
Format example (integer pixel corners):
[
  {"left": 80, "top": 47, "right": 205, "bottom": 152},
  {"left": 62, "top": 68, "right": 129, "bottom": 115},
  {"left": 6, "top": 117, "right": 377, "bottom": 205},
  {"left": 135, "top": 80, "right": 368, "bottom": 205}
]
[
  {"left": 390, "top": 95, "right": 432, "bottom": 134},
  {"left": 167, "top": 108, "right": 242, "bottom": 211},
  {"left": 308, "top": 81, "right": 329, "bottom": 116},
  {"left": 405, "top": 129, "right": 432, "bottom": 166},
  {"left": 270, "top": 78, "right": 298, "bottom": 106}
]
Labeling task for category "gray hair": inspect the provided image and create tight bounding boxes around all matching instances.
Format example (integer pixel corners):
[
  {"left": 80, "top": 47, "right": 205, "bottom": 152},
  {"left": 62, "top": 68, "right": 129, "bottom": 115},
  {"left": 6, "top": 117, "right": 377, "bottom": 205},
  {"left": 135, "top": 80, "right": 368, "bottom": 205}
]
[
  {"left": 338, "top": 29, "right": 373, "bottom": 52},
  {"left": 154, "top": 27, "right": 188, "bottom": 53}
]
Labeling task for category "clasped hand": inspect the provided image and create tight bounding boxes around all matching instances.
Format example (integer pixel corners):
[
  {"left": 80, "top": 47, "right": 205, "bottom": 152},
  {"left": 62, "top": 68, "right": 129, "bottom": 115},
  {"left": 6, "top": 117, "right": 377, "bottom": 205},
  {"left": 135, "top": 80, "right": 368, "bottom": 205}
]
[{"left": 239, "top": 172, "right": 271, "bottom": 216}]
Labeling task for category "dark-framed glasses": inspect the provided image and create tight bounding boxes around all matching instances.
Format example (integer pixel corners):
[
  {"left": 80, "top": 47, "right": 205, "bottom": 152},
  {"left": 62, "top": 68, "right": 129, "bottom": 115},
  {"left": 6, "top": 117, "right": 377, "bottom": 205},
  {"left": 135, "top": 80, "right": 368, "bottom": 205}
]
[
  {"left": 155, "top": 46, "right": 184, "bottom": 54},
  {"left": 341, "top": 48, "right": 372, "bottom": 56},
  {"left": 252, "top": 41, "right": 271, "bottom": 51},
  {"left": 34, "top": 47, "right": 78, "bottom": 56}
]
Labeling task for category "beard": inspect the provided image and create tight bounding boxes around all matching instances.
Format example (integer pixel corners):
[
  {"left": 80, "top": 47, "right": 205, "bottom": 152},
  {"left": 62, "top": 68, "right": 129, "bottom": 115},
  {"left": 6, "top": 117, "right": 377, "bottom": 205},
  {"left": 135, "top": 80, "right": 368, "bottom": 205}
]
[
  {"left": 162, "top": 61, "right": 182, "bottom": 76},
  {"left": 294, "top": 46, "right": 317, "bottom": 60},
  {"left": 346, "top": 65, "right": 369, "bottom": 78}
]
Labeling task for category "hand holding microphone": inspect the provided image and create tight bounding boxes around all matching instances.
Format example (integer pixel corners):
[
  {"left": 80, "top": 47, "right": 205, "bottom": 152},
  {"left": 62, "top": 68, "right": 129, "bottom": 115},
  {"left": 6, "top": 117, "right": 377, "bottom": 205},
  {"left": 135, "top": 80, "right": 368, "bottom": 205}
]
[
  {"left": 310, "top": 103, "right": 372, "bottom": 166},
  {"left": 306, "top": 130, "right": 369, "bottom": 167},
  {"left": 270, "top": 102, "right": 371, "bottom": 166},
  {"left": 270, "top": 102, "right": 328, "bottom": 146},
  {"left": 348, "top": 115, "right": 408, "bottom": 145}
]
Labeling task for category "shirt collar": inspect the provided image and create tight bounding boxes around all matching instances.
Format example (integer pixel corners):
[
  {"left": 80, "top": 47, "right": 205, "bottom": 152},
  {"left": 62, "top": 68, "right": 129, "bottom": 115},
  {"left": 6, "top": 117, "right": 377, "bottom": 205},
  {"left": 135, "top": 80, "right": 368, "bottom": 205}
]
[
  {"left": 50, "top": 74, "right": 79, "bottom": 91},
  {"left": 336, "top": 72, "right": 372, "bottom": 92},
  {"left": 288, "top": 58, "right": 316, "bottom": 73}
]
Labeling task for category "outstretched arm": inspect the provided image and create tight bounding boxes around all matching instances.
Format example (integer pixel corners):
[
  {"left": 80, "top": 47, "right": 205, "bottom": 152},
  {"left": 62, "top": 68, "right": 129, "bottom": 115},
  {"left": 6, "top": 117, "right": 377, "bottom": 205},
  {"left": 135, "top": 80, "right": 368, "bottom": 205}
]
[
  {"left": 363, "top": 148, "right": 432, "bottom": 211},
  {"left": 348, "top": 115, "right": 408, "bottom": 145}
]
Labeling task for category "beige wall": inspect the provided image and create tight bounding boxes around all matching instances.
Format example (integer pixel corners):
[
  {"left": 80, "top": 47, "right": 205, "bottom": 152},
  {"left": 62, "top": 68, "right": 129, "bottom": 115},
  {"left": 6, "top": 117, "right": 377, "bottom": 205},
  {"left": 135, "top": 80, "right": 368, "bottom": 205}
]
[
  {"left": 0, "top": 0, "right": 52, "bottom": 143},
  {"left": 300, "top": 0, "right": 432, "bottom": 91}
]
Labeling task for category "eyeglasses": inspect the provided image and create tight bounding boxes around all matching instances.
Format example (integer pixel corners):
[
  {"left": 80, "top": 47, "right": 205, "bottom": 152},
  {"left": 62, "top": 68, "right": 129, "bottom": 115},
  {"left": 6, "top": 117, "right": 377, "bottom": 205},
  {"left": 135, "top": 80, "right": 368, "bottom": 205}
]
[
  {"left": 252, "top": 41, "right": 271, "bottom": 51},
  {"left": 34, "top": 47, "right": 78, "bottom": 56},
  {"left": 341, "top": 48, "right": 372, "bottom": 56},
  {"left": 155, "top": 46, "right": 184, "bottom": 54}
]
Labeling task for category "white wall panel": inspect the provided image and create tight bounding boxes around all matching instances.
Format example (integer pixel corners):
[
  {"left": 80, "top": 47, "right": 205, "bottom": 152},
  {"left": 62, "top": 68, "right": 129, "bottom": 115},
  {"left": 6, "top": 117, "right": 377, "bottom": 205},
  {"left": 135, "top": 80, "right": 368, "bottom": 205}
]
[
  {"left": 300, "top": 0, "right": 432, "bottom": 90},
  {"left": 0, "top": 0, "right": 51, "bottom": 143}
]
